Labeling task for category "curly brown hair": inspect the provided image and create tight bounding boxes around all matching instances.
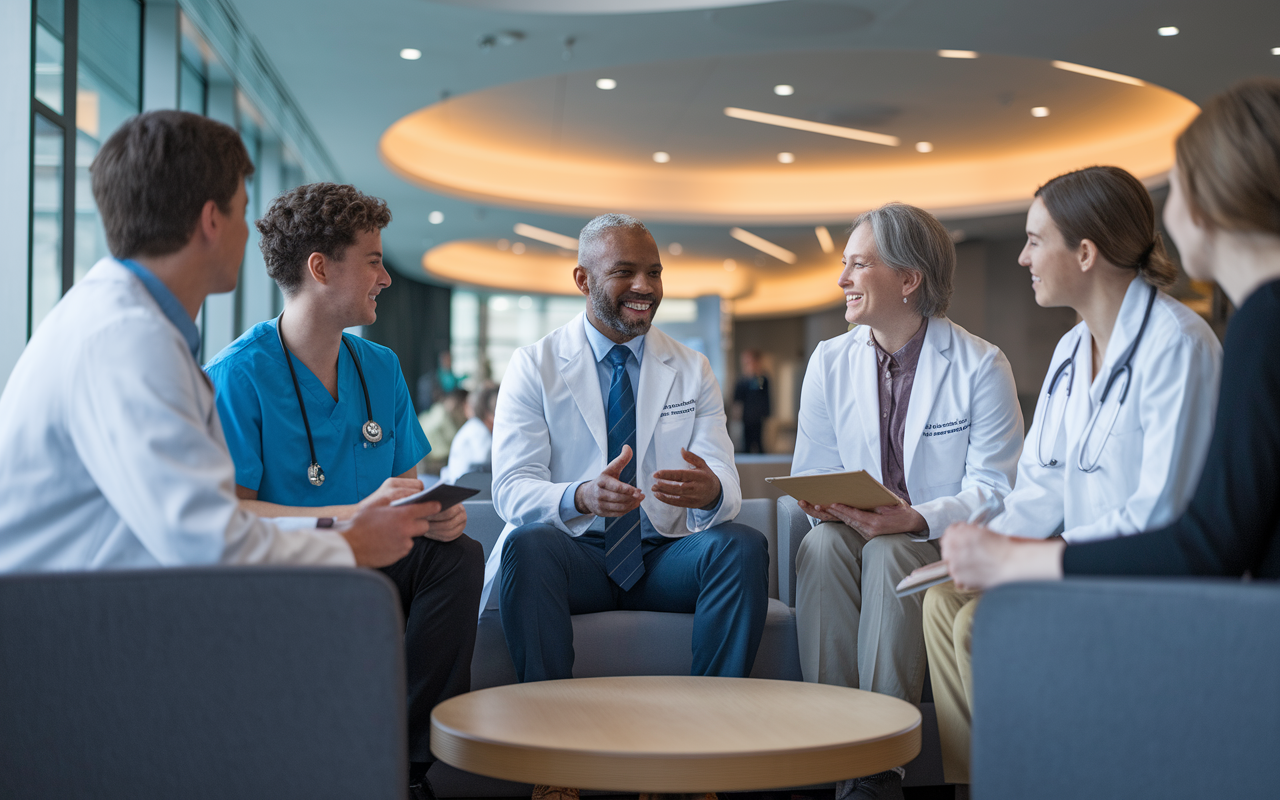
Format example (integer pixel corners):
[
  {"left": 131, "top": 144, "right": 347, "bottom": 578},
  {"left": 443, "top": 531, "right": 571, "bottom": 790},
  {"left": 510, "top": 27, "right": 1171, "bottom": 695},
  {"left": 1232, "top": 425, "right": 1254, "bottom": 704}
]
[{"left": 256, "top": 183, "right": 392, "bottom": 296}]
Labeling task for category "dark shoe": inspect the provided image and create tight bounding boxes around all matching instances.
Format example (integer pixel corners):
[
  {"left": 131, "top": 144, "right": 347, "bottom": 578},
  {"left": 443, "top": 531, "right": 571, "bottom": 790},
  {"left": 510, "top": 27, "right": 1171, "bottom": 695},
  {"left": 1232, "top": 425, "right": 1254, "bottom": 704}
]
[
  {"left": 846, "top": 770, "right": 903, "bottom": 800},
  {"left": 835, "top": 778, "right": 860, "bottom": 800},
  {"left": 409, "top": 776, "right": 437, "bottom": 800}
]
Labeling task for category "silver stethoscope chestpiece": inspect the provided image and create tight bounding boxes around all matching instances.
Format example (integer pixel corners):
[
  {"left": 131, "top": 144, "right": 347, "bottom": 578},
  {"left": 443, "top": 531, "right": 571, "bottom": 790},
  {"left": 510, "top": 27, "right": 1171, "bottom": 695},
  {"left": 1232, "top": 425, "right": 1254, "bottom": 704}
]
[
  {"left": 308, "top": 462, "right": 326, "bottom": 486},
  {"left": 363, "top": 420, "right": 383, "bottom": 443}
]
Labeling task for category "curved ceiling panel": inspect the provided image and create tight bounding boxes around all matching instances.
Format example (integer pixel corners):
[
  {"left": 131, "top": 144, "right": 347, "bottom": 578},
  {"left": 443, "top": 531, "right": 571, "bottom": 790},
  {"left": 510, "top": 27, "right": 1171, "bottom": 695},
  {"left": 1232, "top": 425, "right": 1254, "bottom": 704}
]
[
  {"left": 381, "top": 50, "right": 1198, "bottom": 224},
  {"left": 426, "top": 0, "right": 774, "bottom": 13}
]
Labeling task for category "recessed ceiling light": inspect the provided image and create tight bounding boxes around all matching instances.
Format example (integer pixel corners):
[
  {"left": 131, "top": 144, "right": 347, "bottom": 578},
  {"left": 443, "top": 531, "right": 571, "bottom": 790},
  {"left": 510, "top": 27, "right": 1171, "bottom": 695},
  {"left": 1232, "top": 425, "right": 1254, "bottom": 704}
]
[
  {"left": 1051, "top": 60, "right": 1145, "bottom": 87},
  {"left": 1158, "top": 26, "right": 1179, "bottom": 36},
  {"left": 815, "top": 225, "right": 834, "bottom": 254},
  {"left": 1031, "top": 107, "right": 1050, "bottom": 118},
  {"left": 1272, "top": 47, "right": 1280, "bottom": 55},
  {"left": 428, "top": 210, "right": 444, "bottom": 224},
  {"left": 915, "top": 142, "right": 934, "bottom": 153},
  {"left": 774, "top": 84, "right": 794, "bottom": 96},
  {"left": 777, "top": 152, "right": 795, "bottom": 164},
  {"left": 723, "top": 259, "right": 737, "bottom": 272},
  {"left": 653, "top": 151, "right": 671, "bottom": 163},
  {"left": 730, "top": 227, "right": 797, "bottom": 264},
  {"left": 400, "top": 48, "right": 422, "bottom": 60},
  {"left": 514, "top": 222, "right": 579, "bottom": 250},
  {"left": 724, "top": 107, "right": 900, "bottom": 147},
  {"left": 938, "top": 49, "right": 978, "bottom": 59},
  {"left": 510, "top": 242, "right": 526, "bottom": 255},
  {"left": 668, "top": 242, "right": 683, "bottom": 255},
  {"left": 496, "top": 238, "right": 510, "bottom": 250},
  {"left": 596, "top": 78, "right": 617, "bottom": 90}
]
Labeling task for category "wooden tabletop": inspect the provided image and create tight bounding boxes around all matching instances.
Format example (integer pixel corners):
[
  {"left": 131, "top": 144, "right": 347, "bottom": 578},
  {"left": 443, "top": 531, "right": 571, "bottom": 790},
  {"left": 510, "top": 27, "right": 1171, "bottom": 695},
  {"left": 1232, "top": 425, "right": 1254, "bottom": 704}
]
[{"left": 430, "top": 676, "right": 921, "bottom": 792}]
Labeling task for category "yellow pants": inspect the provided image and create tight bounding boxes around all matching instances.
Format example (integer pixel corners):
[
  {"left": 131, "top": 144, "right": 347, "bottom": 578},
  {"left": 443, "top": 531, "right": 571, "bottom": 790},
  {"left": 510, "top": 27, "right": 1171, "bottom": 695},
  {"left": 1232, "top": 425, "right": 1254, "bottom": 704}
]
[{"left": 922, "top": 581, "right": 982, "bottom": 785}]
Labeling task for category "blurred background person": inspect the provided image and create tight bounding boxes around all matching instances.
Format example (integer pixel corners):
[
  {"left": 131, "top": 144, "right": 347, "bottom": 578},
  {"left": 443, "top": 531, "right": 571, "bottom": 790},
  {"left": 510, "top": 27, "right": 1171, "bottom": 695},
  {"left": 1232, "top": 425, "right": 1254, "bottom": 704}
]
[
  {"left": 733, "top": 349, "right": 772, "bottom": 453},
  {"left": 442, "top": 384, "right": 499, "bottom": 483},
  {"left": 417, "top": 388, "right": 468, "bottom": 476}
]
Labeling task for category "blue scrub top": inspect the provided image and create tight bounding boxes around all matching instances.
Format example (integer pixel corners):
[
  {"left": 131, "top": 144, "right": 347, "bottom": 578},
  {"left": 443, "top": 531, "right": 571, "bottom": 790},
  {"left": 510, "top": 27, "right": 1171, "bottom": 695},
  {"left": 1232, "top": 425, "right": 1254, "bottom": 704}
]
[{"left": 205, "top": 317, "right": 430, "bottom": 507}]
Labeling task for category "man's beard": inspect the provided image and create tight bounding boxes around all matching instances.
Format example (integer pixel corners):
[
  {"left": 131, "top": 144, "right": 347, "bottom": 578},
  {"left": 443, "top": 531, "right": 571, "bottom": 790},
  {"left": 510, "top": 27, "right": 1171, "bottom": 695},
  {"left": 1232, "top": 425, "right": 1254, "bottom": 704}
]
[{"left": 591, "top": 286, "right": 658, "bottom": 339}]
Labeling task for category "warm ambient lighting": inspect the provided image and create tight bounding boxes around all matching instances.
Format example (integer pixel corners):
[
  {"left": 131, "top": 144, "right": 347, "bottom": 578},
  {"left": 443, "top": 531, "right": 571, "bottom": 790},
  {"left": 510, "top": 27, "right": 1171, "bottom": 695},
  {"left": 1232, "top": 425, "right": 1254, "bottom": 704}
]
[
  {"left": 724, "top": 107, "right": 900, "bottom": 147},
  {"left": 652, "top": 151, "right": 671, "bottom": 163},
  {"left": 496, "top": 238, "right": 510, "bottom": 250},
  {"left": 1031, "top": 107, "right": 1050, "bottom": 117},
  {"left": 773, "top": 84, "right": 794, "bottom": 96},
  {"left": 668, "top": 242, "right": 683, "bottom": 255},
  {"left": 1051, "top": 60, "right": 1144, "bottom": 87},
  {"left": 1158, "top": 26, "right": 1179, "bottom": 36},
  {"left": 730, "top": 227, "right": 797, "bottom": 264},
  {"left": 814, "top": 225, "right": 834, "bottom": 254},
  {"left": 938, "top": 49, "right": 978, "bottom": 59},
  {"left": 777, "top": 152, "right": 795, "bottom": 164},
  {"left": 915, "top": 142, "right": 934, "bottom": 153},
  {"left": 428, "top": 211, "right": 444, "bottom": 224},
  {"left": 596, "top": 78, "right": 617, "bottom": 90},
  {"left": 510, "top": 242, "right": 526, "bottom": 254},
  {"left": 514, "top": 222, "right": 579, "bottom": 250},
  {"left": 723, "top": 259, "right": 737, "bottom": 271},
  {"left": 400, "top": 48, "right": 422, "bottom": 60}
]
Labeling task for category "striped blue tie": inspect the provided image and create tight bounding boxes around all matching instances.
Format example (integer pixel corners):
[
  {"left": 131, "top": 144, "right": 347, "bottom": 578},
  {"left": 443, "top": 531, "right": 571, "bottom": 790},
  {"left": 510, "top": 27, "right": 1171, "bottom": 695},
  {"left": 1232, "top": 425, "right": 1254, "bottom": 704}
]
[{"left": 604, "top": 345, "right": 644, "bottom": 590}]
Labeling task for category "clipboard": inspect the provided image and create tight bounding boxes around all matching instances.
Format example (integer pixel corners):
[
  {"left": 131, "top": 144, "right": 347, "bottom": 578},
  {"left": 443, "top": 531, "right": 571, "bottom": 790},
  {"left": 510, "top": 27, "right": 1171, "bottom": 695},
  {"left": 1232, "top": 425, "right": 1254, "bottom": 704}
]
[{"left": 765, "top": 470, "right": 906, "bottom": 511}]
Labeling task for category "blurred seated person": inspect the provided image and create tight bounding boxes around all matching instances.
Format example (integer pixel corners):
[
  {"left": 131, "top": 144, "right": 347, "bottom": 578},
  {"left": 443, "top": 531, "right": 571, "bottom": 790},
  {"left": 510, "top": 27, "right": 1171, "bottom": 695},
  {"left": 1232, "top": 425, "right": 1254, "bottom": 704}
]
[
  {"left": 417, "top": 388, "right": 468, "bottom": 475},
  {"left": 733, "top": 349, "right": 771, "bottom": 454},
  {"left": 437, "top": 351, "right": 467, "bottom": 394},
  {"left": 442, "top": 384, "right": 499, "bottom": 483}
]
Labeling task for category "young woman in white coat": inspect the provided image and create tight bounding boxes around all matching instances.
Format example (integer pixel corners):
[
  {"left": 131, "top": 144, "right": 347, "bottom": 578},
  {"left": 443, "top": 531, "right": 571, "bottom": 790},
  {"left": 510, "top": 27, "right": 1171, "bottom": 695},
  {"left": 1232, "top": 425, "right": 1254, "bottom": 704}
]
[
  {"left": 922, "top": 166, "right": 1223, "bottom": 791},
  {"left": 791, "top": 203, "right": 1024, "bottom": 800}
]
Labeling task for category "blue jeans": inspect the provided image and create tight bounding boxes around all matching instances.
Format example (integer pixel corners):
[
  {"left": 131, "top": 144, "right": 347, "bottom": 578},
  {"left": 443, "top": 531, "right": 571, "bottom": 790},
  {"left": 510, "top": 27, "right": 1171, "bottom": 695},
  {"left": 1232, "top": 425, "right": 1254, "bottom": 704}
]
[{"left": 498, "top": 522, "right": 770, "bottom": 682}]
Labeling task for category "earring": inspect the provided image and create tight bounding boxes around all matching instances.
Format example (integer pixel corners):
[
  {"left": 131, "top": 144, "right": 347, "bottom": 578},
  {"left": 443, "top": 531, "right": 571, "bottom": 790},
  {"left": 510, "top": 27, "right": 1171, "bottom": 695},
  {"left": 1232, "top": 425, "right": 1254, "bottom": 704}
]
[{"left": 903, "top": 296, "right": 908, "bottom": 304}]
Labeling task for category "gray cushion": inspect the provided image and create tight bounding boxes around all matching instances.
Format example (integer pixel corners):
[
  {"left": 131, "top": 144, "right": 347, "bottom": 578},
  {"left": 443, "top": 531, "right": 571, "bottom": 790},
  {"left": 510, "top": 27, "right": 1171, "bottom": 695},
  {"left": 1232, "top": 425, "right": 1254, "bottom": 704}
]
[
  {"left": 0, "top": 568, "right": 406, "bottom": 800},
  {"left": 777, "top": 494, "right": 811, "bottom": 607},
  {"left": 972, "top": 578, "right": 1280, "bottom": 800}
]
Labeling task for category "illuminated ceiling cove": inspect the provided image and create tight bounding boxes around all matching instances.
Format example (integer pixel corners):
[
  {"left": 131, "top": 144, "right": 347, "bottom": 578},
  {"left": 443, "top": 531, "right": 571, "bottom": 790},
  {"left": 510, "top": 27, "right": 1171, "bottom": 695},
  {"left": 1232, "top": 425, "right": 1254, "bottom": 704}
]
[{"left": 381, "top": 50, "right": 1199, "bottom": 225}]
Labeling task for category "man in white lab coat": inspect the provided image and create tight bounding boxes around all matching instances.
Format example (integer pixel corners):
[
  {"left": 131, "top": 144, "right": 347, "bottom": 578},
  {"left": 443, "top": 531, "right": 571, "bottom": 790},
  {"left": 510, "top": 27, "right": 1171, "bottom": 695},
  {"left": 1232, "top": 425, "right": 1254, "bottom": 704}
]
[
  {"left": 793, "top": 204, "right": 1023, "bottom": 800},
  {"left": 489, "top": 214, "right": 769, "bottom": 691},
  {"left": 0, "top": 110, "right": 439, "bottom": 573}
]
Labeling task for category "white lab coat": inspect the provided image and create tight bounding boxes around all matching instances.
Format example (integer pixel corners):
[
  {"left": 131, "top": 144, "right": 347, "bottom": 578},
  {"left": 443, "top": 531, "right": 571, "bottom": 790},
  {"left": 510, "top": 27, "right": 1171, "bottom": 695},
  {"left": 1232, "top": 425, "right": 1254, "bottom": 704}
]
[
  {"left": 441, "top": 417, "right": 492, "bottom": 483},
  {"left": 991, "top": 278, "right": 1222, "bottom": 543},
  {"left": 793, "top": 316, "right": 1023, "bottom": 539},
  {"left": 484, "top": 314, "right": 741, "bottom": 608},
  {"left": 0, "top": 258, "right": 355, "bottom": 572}
]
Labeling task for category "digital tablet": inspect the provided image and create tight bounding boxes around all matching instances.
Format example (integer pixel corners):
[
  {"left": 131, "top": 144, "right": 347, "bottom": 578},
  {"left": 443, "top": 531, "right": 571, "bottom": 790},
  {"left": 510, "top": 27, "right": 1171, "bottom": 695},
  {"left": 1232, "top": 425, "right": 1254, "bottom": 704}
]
[{"left": 390, "top": 481, "right": 481, "bottom": 509}]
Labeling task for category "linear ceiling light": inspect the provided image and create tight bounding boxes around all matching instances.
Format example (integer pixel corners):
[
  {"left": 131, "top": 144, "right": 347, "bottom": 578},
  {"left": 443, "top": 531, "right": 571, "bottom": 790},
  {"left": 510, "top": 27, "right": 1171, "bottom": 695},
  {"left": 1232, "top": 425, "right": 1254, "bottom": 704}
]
[
  {"left": 814, "top": 225, "right": 834, "bottom": 254},
  {"left": 723, "top": 107, "right": 900, "bottom": 147},
  {"left": 730, "top": 227, "right": 797, "bottom": 264},
  {"left": 938, "top": 49, "right": 978, "bottom": 59},
  {"left": 1051, "top": 60, "right": 1144, "bottom": 86},
  {"left": 514, "top": 222, "right": 579, "bottom": 250}
]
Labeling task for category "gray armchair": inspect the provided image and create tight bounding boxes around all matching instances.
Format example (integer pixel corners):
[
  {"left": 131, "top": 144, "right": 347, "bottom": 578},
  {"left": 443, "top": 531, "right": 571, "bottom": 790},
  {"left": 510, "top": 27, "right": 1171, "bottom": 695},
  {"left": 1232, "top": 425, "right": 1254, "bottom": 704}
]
[
  {"left": 0, "top": 568, "right": 407, "bottom": 800},
  {"left": 972, "top": 578, "right": 1280, "bottom": 799}
]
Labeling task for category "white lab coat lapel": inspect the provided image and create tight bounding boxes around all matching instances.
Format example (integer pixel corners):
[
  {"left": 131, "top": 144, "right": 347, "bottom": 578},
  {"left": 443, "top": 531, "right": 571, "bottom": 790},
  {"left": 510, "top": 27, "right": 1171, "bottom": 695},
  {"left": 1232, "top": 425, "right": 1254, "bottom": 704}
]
[
  {"left": 850, "top": 326, "right": 883, "bottom": 479},
  {"left": 903, "top": 318, "right": 953, "bottom": 480},
  {"left": 557, "top": 319, "right": 608, "bottom": 461},
  {"left": 1088, "top": 278, "right": 1148, "bottom": 406},
  {"left": 635, "top": 331, "right": 677, "bottom": 470}
]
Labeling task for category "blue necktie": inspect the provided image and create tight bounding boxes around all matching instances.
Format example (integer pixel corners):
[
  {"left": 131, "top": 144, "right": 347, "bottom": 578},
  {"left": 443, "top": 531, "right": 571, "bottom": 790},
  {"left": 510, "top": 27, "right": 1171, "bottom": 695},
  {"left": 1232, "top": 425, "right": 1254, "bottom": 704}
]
[{"left": 604, "top": 345, "right": 644, "bottom": 590}]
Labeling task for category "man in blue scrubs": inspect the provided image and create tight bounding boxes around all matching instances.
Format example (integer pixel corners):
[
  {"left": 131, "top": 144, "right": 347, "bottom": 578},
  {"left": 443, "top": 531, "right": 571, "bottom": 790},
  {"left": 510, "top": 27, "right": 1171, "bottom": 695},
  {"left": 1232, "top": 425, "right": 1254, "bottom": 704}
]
[{"left": 205, "top": 183, "right": 483, "bottom": 799}]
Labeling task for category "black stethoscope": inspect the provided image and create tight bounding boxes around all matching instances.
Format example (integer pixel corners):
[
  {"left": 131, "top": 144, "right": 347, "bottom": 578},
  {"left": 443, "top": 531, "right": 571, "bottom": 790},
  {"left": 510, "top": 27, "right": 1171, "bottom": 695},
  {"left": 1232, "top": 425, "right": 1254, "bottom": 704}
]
[
  {"left": 277, "top": 317, "right": 382, "bottom": 487},
  {"left": 1035, "top": 284, "right": 1157, "bottom": 473}
]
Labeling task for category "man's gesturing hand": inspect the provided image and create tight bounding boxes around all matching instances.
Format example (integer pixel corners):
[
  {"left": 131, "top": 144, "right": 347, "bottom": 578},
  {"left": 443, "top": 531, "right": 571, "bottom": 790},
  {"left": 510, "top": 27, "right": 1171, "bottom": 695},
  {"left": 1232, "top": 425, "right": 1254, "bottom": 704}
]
[
  {"left": 575, "top": 445, "right": 644, "bottom": 517},
  {"left": 651, "top": 448, "right": 722, "bottom": 510},
  {"left": 342, "top": 501, "right": 442, "bottom": 568}
]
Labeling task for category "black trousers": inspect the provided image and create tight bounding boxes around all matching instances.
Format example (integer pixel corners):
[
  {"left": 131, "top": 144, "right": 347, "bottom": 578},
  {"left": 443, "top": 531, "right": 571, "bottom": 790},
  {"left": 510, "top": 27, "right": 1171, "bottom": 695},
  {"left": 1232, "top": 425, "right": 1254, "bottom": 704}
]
[
  {"left": 378, "top": 533, "right": 484, "bottom": 764},
  {"left": 743, "top": 419, "right": 765, "bottom": 453}
]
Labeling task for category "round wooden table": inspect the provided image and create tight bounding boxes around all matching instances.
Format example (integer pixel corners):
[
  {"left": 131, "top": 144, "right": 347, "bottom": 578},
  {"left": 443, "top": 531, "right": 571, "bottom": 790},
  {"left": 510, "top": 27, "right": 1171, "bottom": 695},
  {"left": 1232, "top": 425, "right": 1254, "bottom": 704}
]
[{"left": 430, "top": 676, "right": 921, "bottom": 793}]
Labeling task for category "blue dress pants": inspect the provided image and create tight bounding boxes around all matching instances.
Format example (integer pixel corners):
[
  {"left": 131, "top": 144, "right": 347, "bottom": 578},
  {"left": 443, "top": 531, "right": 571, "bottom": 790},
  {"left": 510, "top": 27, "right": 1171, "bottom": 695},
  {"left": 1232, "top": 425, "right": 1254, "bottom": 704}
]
[{"left": 499, "top": 522, "right": 770, "bottom": 682}]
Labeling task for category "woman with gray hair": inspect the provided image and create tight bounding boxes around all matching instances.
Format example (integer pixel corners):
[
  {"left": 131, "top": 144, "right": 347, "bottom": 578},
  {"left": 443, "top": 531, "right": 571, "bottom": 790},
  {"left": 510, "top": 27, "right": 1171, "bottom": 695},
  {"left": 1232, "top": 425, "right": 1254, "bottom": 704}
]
[{"left": 790, "top": 202, "right": 1024, "bottom": 800}]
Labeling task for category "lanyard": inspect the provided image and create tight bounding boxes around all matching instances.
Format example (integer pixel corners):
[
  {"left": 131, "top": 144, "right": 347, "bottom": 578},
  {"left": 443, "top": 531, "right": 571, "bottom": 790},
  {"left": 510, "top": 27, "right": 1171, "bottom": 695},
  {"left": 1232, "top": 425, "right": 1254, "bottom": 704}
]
[{"left": 277, "top": 317, "right": 382, "bottom": 487}]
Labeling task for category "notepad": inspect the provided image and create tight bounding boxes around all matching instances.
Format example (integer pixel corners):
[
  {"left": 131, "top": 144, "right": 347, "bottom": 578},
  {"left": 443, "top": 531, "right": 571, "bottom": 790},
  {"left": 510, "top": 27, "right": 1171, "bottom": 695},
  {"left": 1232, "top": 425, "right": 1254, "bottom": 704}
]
[{"left": 765, "top": 470, "right": 906, "bottom": 511}]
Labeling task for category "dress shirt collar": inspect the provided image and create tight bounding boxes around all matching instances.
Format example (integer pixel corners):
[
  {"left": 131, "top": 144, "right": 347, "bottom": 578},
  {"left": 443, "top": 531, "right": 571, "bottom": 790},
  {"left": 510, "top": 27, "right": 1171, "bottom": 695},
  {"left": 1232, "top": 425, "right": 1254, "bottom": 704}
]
[
  {"left": 870, "top": 317, "right": 928, "bottom": 366},
  {"left": 118, "top": 258, "right": 202, "bottom": 362},
  {"left": 583, "top": 313, "right": 645, "bottom": 365}
]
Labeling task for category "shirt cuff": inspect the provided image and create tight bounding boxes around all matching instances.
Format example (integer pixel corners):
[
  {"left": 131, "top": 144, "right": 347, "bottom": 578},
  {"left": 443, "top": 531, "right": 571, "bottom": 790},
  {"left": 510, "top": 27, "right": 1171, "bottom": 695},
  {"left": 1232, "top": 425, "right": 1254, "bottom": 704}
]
[
  {"left": 559, "top": 481, "right": 593, "bottom": 526},
  {"left": 689, "top": 488, "right": 725, "bottom": 528}
]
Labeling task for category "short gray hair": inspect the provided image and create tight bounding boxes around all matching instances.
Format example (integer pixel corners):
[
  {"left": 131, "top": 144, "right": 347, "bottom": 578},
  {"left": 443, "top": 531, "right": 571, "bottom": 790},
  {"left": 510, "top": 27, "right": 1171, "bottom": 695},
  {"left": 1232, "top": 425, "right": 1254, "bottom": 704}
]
[
  {"left": 851, "top": 203, "right": 955, "bottom": 318},
  {"left": 578, "top": 213, "right": 650, "bottom": 266},
  {"left": 468, "top": 384, "right": 500, "bottom": 418}
]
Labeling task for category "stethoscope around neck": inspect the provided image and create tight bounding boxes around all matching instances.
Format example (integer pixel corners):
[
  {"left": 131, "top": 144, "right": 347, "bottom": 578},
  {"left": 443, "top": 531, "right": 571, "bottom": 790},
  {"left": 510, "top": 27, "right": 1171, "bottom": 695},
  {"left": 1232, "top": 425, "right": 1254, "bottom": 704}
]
[
  {"left": 1035, "top": 284, "right": 1157, "bottom": 473},
  {"left": 277, "top": 315, "right": 382, "bottom": 487}
]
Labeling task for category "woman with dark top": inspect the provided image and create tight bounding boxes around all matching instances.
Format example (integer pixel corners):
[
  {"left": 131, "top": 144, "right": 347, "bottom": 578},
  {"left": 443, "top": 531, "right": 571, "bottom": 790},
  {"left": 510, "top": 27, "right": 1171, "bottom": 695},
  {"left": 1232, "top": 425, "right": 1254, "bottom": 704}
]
[{"left": 943, "top": 77, "right": 1280, "bottom": 588}]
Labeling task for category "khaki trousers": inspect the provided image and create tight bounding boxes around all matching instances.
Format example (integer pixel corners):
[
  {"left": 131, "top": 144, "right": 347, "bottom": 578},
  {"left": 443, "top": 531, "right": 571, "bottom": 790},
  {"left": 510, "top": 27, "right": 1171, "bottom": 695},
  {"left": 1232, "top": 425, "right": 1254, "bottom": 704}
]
[
  {"left": 794, "top": 522, "right": 939, "bottom": 703},
  {"left": 922, "top": 580, "right": 982, "bottom": 784}
]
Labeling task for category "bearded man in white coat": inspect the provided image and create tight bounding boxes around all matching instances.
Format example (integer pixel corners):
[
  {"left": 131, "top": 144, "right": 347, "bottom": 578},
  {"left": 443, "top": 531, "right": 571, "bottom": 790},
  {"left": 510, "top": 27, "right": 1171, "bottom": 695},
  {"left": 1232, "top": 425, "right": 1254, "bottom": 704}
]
[
  {"left": 489, "top": 214, "right": 769, "bottom": 694},
  {"left": 792, "top": 203, "right": 1023, "bottom": 800}
]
